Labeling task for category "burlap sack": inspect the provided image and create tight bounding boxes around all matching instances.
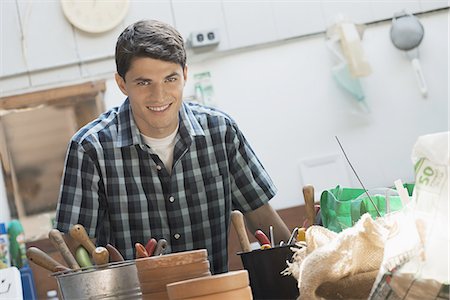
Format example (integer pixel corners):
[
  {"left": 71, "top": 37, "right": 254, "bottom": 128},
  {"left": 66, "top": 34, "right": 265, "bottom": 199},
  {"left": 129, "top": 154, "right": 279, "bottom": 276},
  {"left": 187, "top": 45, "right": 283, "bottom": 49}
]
[
  {"left": 285, "top": 214, "right": 390, "bottom": 300},
  {"left": 316, "top": 270, "right": 379, "bottom": 299}
]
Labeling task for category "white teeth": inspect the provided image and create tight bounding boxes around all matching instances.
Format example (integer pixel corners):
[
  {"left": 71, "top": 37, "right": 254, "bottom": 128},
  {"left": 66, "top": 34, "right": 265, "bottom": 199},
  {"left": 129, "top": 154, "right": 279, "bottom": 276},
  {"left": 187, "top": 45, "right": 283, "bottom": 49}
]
[{"left": 147, "top": 104, "right": 169, "bottom": 112}]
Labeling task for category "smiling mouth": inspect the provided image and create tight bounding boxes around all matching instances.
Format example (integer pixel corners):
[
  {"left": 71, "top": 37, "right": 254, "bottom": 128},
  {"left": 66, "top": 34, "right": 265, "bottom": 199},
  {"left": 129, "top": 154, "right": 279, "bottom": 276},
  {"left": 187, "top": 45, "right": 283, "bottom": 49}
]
[{"left": 146, "top": 104, "right": 170, "bottom": 112}]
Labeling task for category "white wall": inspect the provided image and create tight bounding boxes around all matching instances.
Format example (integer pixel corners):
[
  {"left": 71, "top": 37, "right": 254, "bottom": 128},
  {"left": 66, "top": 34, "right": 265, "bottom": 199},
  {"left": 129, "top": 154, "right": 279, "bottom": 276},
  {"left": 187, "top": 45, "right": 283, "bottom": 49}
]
[
  {"left": 0, "top": 168, "right": 11, "bottom": 223},
  {"left": 183, "top": 11, "right": 449, "bottom": 209},
  {"left": 0, "top": 9, "right": 448, "bottom": 215},
  {"left": 100, "top": 10, "right": 449, "bottom": 210}
]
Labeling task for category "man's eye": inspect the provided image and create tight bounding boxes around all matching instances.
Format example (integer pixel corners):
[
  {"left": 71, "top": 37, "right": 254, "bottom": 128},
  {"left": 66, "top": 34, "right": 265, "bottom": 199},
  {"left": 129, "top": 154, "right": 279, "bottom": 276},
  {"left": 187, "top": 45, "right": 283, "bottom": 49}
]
[
  {"left": 166, "top": 77, "right": 177, "bottom": 83},
  {"left": 138, "top": 81, "right": 150, "bottom": 86}
]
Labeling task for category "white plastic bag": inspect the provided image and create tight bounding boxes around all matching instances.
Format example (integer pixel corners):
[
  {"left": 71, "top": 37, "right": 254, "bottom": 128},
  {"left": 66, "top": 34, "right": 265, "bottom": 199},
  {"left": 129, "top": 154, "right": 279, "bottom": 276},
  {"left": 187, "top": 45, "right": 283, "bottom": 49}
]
[{"left": 370, "top": 131, "right": 449, "bottom": 299}]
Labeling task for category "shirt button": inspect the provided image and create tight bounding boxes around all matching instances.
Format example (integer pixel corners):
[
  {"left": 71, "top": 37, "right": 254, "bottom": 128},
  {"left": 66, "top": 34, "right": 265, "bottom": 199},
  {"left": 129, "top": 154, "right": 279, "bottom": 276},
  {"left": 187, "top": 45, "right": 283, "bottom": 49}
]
[
  {"left": 156, "top": 165, "right": 162, "bottom": 171},
  {"left": 169, "top": 196, "right": 175, "bottom": 203},
  {"left": 174, "top": 233, "right": 181, "bottom": 239}
]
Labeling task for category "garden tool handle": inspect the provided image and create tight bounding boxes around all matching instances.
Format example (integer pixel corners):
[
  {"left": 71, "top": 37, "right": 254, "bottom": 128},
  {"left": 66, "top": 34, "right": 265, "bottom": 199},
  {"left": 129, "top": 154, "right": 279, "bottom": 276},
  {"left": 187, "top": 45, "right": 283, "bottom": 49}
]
[
  {"left": 69, "top": 224, "right": 96, "bottom": 254},
  {"left": 303, "top": 185, "right": 316, "bottom": 227},
  {"left": 92, "top": 246, "right": 109, "bottom": 265},
  {"left": 26, "top": 247, "right": 70, "bottom": 273},
  {"left": 48, "top": 228, "right": 80, "bottom": 270},
  {"left": 231, "top": 210, "right": 252, "bottom": 252}
]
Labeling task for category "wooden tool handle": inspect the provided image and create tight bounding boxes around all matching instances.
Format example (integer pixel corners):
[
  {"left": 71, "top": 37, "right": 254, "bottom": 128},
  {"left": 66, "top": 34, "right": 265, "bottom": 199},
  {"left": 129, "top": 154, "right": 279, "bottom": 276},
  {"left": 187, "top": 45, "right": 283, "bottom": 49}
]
[
  {"left": 106, "top": 244, "right": 124, "bottom": 262},
  {"left": 153, "top": 239, "right": 167, "bottom": 256},
  {"left": 26, "top": 247, "right": 70, "bottom": 273},
  {"left": 231, "top": 210, "right": 252, "bottom": 252},
  {"left": 92, "top": 246, "right": 109, "bottom": 265},
  {"left": 48, "top": 229, "right": 80, "bottom": 270},
  {"left": 303, "top": 185, "right": 316, "bottom": 227},
  {"left": 135, "top": 242, "right": 149, "bottom": 258},
  {"left": 69, "top": 224, "right": 96, "bottom": 254}
]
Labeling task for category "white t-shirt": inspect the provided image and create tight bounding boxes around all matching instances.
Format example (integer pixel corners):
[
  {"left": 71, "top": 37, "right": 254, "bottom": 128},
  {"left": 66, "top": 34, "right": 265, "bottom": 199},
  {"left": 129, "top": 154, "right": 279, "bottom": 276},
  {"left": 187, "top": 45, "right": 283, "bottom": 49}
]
[{"left": 141, "top": 126, "right": 178, "bottom": 173}]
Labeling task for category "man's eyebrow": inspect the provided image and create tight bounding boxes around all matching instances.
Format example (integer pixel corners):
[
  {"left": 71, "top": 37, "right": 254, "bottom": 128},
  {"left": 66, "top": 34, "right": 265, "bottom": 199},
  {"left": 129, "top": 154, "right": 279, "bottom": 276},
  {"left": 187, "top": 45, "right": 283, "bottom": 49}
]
[
  {"left": 166, "top": 72, "right": 180, "bottom": 78},
  {"left": 132, "top": 77, "right": 151, "bottom": 82}
]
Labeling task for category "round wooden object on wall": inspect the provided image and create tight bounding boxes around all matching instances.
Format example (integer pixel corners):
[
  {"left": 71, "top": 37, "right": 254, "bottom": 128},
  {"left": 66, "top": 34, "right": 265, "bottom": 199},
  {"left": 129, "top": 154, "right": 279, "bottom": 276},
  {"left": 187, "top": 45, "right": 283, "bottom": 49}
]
[{"left": 60, "top": 0, "right": 129, "bottom": 33}]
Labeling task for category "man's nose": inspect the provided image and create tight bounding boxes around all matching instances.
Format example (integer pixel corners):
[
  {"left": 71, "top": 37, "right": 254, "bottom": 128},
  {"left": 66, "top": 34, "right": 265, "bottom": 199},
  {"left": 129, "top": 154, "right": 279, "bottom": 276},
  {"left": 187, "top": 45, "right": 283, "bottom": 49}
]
[{"left": 149, "top": 84, "right": 165, "bottom": 101}]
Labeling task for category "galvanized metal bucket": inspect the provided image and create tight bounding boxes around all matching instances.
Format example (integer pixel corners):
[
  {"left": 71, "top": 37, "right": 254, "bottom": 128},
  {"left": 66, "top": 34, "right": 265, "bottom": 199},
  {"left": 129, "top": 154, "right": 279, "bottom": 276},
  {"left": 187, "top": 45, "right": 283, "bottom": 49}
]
[{"left": 53, "top": 261, "right": 141, "bottom": 299}]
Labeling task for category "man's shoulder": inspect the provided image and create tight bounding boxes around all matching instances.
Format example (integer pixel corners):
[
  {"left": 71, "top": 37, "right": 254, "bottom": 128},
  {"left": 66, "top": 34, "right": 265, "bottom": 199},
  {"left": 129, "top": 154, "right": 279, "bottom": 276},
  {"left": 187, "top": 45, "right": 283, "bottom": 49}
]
[
  {"left": 184, "top": 101, "right": 235, "bottom": 126},
  {"left": 72, "top": 106, "right": 121, "bottom": 145}
]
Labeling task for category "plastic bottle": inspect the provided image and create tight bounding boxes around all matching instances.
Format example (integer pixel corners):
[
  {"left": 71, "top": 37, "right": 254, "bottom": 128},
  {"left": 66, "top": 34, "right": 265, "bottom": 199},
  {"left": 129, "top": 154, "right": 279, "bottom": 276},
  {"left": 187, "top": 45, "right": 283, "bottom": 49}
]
[
  {"left": 0, "top": 222, "right": 11, "bottom": 268},
  {"left": 8, "top": 219, "right": 28, "bottom": 269},
  {"left": 46, "top": 289, "right": 59, "bottom": 300},
  {"left": 338, "top": 22, "right": 372, "bottom": 77}
]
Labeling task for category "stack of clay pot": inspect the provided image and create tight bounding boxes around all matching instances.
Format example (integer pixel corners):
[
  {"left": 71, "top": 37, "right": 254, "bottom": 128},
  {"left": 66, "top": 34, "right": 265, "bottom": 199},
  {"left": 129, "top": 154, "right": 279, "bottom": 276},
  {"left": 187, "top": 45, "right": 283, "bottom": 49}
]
[
  {"left": 136, "top": 249, "right": 211, "bottom": 300},
  {"left": 166, "top": 270, "right": 253, "bottom": 300}
]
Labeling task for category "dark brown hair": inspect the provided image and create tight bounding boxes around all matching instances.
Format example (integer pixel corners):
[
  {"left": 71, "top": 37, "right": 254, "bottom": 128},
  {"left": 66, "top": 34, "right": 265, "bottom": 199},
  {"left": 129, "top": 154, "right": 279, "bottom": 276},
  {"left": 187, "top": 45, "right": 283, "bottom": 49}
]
[{"left": 115, "top": 20, "right": 186, "bottom": 79}]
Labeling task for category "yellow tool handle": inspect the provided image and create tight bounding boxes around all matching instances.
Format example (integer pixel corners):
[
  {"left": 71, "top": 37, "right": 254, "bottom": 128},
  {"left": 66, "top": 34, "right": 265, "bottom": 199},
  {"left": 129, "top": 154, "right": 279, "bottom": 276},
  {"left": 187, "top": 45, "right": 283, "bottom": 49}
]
[{"left": 297, "top": 228, "right": 306, "bottom": 242}]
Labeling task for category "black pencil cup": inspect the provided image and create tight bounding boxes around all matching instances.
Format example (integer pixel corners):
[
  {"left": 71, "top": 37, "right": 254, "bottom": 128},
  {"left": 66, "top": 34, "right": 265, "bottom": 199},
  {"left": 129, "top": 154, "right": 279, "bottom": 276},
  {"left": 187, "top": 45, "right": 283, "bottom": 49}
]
[{"left": 238, "top": 244, "right": 300, "bottom": 300}]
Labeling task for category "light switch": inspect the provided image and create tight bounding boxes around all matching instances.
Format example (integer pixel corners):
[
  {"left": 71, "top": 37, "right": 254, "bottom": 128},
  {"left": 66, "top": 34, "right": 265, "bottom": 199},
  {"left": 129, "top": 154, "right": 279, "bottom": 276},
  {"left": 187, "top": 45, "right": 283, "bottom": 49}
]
[{"left": 189, "top": 29, "right": 220, "bottom": 48}]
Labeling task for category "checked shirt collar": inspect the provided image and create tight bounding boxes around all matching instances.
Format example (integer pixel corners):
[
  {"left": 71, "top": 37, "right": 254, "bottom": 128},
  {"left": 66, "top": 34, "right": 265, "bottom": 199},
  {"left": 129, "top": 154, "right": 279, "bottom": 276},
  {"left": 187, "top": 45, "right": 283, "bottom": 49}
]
[{"left": 115, "top": 99, "right": 205, "bottom": 151}]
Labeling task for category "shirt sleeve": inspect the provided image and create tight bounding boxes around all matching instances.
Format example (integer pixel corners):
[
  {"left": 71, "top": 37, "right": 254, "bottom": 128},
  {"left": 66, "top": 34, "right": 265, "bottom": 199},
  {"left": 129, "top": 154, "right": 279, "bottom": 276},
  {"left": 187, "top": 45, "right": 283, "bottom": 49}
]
[
  {"left": 55, "top": 139, "right": 104, "bottom": 237},
  {"left": 227, "top": 122, "right": 277, "bottom": 213}
]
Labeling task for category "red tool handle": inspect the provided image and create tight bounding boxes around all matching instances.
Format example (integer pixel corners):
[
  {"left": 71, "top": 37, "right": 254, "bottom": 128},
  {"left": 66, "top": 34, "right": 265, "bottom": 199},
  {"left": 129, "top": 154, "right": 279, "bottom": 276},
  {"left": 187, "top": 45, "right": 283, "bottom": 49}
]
[
  {"left": 254, "top": 230, "right": 271, "bottom": 246},
  {"left": 145, "top": 238, "right": 157, "bottom": 256}
]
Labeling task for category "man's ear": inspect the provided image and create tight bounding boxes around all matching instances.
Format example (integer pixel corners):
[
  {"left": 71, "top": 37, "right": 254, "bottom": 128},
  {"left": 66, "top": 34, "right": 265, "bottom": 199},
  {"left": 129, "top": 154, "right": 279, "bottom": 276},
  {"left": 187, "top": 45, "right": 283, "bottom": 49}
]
[
  {"left": 115, "top": 73, "right": 128, "bottom": 96},
  {"left": 183, "top": 65, "right": 188, "bottom": 83}
]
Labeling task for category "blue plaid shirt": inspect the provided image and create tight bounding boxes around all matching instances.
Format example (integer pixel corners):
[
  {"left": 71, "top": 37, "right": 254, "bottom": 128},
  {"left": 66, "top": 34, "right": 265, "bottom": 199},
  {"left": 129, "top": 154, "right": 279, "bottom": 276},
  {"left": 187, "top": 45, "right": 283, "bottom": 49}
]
[{"left": 56, "top": 99, "right": 276, "bottom": 273}]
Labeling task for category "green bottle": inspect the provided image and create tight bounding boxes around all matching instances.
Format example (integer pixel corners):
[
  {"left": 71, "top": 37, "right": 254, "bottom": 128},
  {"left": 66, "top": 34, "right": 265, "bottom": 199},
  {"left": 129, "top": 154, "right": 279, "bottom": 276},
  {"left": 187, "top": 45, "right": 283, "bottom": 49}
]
[{"left": 8, "top": 219, "right": 28, "bottom": 269}]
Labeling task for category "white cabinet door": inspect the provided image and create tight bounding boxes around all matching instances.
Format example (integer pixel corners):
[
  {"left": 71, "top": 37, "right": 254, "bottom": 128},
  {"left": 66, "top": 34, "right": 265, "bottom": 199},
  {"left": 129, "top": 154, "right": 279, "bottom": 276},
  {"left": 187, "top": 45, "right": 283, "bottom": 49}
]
[
  {"left": 320, "top": 0, "right": 374, "bottom": 26},
  {"left": 419, "top": 0, "right": 449, "bottom": 11},
  {"left": 370, "top": 0, "right": 422, "bottom": 22},
  {"left": 222, "top": 0, "right": 278, "bottom": 49},
  {"left": 16, "top": 0, "right": 79, "bottom": 74},
  {"left": 272, "top": 2, "right": 325, "bottom": 40},
  {"left": 73, "top": 26, "right": 124, "bottom": 77},
  {"left": 1, "top": 1, "right": 28, "bottom": 78},
  {"left": 14, "top": 0, "right": 81, "bottom": 87},
  {"left": 172, "top": 1, "right": 230, "bottom": 52},
  {"left": 125, "top": 0, "right": 173, "bottom": 25}
]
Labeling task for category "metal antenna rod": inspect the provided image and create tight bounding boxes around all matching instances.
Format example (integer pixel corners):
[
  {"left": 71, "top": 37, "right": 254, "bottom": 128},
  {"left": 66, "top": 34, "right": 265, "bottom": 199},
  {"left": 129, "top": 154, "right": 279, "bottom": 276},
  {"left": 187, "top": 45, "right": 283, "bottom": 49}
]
[{"left": 335, "top": 136, "right": 382, "bottom": 217}]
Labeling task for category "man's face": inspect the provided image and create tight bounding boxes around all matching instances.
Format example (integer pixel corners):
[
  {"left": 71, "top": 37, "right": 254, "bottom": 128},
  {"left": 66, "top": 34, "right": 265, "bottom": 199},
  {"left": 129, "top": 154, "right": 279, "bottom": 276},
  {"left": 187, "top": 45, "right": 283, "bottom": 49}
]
[{"left": 115, "top": 57, "right": 187, "bottom": 138}]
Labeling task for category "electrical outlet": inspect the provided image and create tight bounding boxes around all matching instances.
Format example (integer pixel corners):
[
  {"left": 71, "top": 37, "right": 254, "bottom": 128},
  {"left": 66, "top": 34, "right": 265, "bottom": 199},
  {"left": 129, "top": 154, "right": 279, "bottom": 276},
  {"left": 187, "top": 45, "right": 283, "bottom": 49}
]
[{"left": 189, "top": 29, "right": 220, "bottom": 48}]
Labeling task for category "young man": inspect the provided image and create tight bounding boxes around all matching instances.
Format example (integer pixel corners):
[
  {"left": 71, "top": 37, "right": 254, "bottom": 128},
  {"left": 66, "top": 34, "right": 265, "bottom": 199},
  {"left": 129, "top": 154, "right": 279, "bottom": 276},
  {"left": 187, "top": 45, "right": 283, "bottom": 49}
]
[{"left": 56, "top": 20, "right": 289, "bottom": 274}]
